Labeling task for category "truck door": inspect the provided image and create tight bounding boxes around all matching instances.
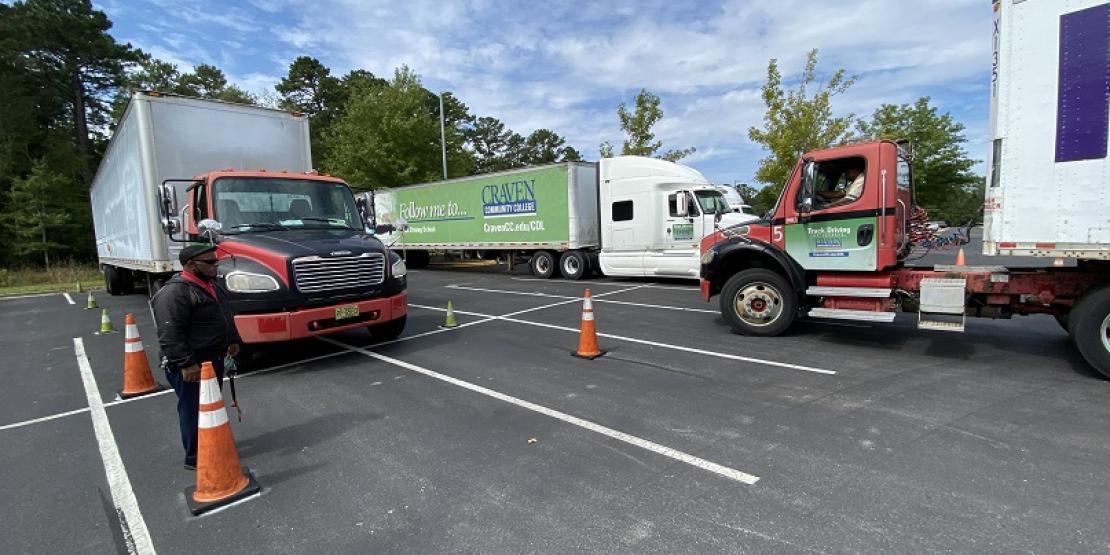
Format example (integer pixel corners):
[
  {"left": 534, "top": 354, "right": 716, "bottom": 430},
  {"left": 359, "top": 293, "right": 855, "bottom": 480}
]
[
  {"left": 784, "top": 156, "right": 879, "bottom": 271},
  {"left": 644, "top": 190, "right": 701, "bottom": 276}
]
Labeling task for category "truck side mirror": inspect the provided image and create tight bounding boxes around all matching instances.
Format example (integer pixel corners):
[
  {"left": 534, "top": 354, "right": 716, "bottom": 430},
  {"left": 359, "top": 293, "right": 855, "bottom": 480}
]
[
  {"left": 160, "top": 183, "right": 178, "bottom": 217},
  {"left": 675, "top": 191, "right": 689, "bottom": 217}
]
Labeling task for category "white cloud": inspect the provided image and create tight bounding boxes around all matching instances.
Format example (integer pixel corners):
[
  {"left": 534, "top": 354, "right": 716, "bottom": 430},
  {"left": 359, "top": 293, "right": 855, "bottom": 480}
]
[{"left": 108, "top": 0, "right": 995, "bottom": 184}]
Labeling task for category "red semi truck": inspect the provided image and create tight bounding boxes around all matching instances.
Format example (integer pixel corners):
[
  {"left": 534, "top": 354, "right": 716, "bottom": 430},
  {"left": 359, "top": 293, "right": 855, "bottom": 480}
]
[
  {"left": 699, "top": 1, "right": 1110, "bottom": 377},
  {"left": 91, "top": 92, "right": 408, "bottom": 344}
]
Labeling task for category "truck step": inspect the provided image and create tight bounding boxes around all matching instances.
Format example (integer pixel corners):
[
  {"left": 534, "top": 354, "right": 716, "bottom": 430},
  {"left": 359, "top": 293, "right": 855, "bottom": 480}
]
[
  {"left": 918, "top": 314, "right": 966, "bottom": 332},
  {"left": 805, "top": 286, "right": 892, "bottom": 298},
  {"left": 932, "top": 264, "right": 1009, "bottom": 273},
  {"left": 807, "top": 308, "right": 897, "bottom": 322}
]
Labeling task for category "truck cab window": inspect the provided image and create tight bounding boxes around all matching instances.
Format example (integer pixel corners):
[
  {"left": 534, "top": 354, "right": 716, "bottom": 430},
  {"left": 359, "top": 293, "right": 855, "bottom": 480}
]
[
  {"left": 612, "top": 200, "right": 634, "bottom": 222},
  {"left": 668, "top": 192, "right": 700, "bottom": 217},
  {"left": 194, "top": 181, "right": 209, "bottom": 221},
  {"left": 805, "top": 157, "right": 866, "bottom": 210}
]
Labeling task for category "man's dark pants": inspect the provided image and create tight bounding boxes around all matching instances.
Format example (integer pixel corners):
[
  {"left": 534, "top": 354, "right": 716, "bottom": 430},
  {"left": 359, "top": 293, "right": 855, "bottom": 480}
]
[{"left": 165, "top": 356, "right": 225, "bottom": 467}]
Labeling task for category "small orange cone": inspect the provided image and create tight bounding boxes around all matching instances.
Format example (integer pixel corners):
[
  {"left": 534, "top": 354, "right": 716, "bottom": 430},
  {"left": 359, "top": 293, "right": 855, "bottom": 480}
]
[
  {"left": 572, "top": 289, "right": 605, "bottom": 359},
  {"left": 119, "top": 314, "right": 164, "bottom": 399},
  {"left": 185, "top": 361, "right": 260, "bottom": 515},
  {"left": 955, "top": 248, "right": 966, "bottom": 266}
]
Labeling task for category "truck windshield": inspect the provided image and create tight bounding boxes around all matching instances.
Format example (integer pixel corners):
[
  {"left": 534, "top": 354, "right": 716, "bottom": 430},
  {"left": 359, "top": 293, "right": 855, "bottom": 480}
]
[
  {"left": 212, "top": 178, "right": 362, "bottom": 232},
  {"left": 694, "top": 190, "right": 731, "bottom": 214}
]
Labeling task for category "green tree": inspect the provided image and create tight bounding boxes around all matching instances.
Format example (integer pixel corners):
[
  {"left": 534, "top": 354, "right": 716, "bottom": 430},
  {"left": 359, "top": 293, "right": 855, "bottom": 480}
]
[
  {"left": 3, "top": 0, "right": 141, "bottom": 172},
  {"left": 747, "top": 49, "right": 855, "bottom": 211},
  {"left": 521, "top": 129, "right": 578, "bottom": 165},
  {"left": 2, "top": 159, "right": 88, "bottom": 266},
  {"left": 856, "top": 97, "right": 982, "bottom": 224},
  {"left": 276, "top": 56, "right": 343, "bottom": 164},
  {"left": 325, "top": 66, "right": 471, "bottom": 189},
  {"left": 176, "top": 64, "right": 254, "bottom": 104},
  {"left": 608, "top": 89, "right": 695, "bottom": 162},
  {"left": 467, "top": 116, "right": 515, "bottom": 172}
]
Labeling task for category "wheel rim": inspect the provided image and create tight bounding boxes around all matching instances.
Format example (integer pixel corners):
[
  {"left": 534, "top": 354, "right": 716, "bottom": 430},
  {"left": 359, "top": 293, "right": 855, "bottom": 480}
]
[
  {"left": 535, "top": 255, "right": 551, "bottom": 274},
  {"left": 732, "top": 281, "right": 784, "bottom": 327},
  {"left": 563, "top": 256, "right": 580, "bottom": 276},
  {"left": 1101, "top": 313, "right": 1110, "bottom": 354}
]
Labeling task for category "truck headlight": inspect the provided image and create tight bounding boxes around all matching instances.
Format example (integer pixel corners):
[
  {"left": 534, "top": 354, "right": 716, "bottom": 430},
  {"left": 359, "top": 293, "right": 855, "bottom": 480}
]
[
  {"left": 391, "top": 257, "right": 407, "bottom": 278},
  {"left": 225, "top": 271, "right": 280, "bottom": 293}
]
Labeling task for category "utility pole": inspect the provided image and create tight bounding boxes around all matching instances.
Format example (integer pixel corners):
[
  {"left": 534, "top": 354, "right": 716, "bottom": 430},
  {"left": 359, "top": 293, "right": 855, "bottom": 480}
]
[{"left": 439, "top": 93, "right": 448, "bottom": 179}]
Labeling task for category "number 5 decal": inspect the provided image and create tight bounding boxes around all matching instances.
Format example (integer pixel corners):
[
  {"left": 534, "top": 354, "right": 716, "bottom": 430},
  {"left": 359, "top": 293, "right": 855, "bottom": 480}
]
[{"left": 773, "top": 226, "right": 784, "bottom": 243}]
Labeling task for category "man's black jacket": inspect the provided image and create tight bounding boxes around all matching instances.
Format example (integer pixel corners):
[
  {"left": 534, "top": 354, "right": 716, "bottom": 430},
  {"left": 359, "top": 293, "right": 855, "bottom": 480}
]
[{"left": 150, "top": 274, "right": 241, "bottom": 369}]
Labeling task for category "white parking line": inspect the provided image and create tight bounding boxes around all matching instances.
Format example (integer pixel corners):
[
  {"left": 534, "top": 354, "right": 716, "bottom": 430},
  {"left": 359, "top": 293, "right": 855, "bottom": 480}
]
[
  {"left": 0, "top": 292, "right": 63, "bottom": 301},
  {"left": 0, "top": 407, "right": 91, "bottom": 431},
  {"left": 73, "top": 338, "right": 156, "bottom": 555},
  {"left": 407, "top": 303, "right": 836, "bottom": 375},
  {"left": 63, "top": 293, "right": 75, "bottom": 305},
  {"left": 318, "top": 336, "right": 760, "bottom": 486},
  {"left": 447, "top": 284, "right": 716, "bottom": 314}
]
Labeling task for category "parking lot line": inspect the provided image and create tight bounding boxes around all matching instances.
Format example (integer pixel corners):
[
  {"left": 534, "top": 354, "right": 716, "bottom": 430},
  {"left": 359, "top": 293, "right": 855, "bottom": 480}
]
[
  {"left": 0, "top": 406, "right": 91, "bottom": 431},
  {"left": 318, "top": 336, "right": 761, "bottom": 485},
  {"left": 73, "top": 338, "right": 156, "bottom": 555},
  {"left": 63, "top": 293, "right": 75, "bottom": 305},
  {"left": 446, "top": 284, "right": 717, "bottom": 314},
  {"left": 407, "top": 304, "right": 837, "bottom": 375}
]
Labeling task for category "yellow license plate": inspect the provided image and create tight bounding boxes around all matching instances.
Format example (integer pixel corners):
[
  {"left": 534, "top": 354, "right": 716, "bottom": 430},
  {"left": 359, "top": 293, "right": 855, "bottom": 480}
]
[{"left": 335, "top": 305, "right": 360, "bottom": 320}]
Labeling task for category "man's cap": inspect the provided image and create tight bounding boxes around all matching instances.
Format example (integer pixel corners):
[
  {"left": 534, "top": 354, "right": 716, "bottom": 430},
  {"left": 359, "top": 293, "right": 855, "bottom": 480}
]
[{"left": 179, "top": 244, "right": 217, "bottom": 264}]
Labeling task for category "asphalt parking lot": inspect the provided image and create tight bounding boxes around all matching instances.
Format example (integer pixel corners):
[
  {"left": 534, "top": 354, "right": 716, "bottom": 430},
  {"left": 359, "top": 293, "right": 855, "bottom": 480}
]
[{"left": 3, "top": 253, "right": 1109, "bottom": 553}]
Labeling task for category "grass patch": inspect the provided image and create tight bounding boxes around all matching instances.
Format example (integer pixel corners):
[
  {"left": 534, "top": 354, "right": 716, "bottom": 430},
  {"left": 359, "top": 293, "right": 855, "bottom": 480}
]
[{"left": 0, "top": 261, "right": 102, "bottom": 297}]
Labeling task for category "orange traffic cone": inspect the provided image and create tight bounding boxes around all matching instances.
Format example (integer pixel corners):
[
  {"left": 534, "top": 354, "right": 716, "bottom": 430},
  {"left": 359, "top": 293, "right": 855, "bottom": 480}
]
[
  {"left": 185, "top": 361, "right": 260, "bottom": 516},
  {"left": 572, "top": 289, "right": 605, "bottom": 359},
  {"left": 119, "top": 314, "right": 164, "bottom": 399},
  {"left": 955, "top": 248, "right": 966, "bottom": 266}
]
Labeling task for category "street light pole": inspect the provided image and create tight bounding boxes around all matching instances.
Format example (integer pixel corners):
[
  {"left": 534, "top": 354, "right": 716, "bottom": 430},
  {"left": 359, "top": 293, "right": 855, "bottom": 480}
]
[{"left": 439, "top": 93, "right": 447, "bottom": 179}]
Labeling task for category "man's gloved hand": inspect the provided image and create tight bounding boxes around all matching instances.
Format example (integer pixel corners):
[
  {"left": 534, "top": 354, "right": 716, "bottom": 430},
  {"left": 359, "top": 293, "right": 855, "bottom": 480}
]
[
  {"left": 182, "top": 364, "right": 201, "bottom": 383},
  {"left": 227, "top": 343, "right": 241, "bottom": 357}
]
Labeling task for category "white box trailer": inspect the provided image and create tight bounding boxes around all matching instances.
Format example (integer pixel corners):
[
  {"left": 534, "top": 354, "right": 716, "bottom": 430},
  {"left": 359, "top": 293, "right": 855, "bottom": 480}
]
[
  {"left": 90, "top": 92, "right": 312, "bottom": 274},
  {"left": 370, "top": 157, "right": 757, "bottom": 279},
  {"left": 984, "top": 0, "right": 1110, "bottom": 259}
]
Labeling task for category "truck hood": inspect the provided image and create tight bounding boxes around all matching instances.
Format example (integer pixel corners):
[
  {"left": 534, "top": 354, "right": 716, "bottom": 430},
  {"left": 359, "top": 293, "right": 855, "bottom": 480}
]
[{"left": 221, "top": 229, "right": 384, "bottom": 259}]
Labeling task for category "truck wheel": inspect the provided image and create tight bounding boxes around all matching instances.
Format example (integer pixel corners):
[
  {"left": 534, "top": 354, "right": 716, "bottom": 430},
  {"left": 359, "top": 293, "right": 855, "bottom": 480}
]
[
  {"left": 719, "top": 268, "right": 796, "bottom": 336},
  {"left": 146, "top": 274, "right": 166, "bottom": 300},
  {"left": 559, "top": 251, "right": 588, "bottom": 280},
  {"left": 1068, "top": 286, "right": 1110, "bottom": 379},
  {"left": 104, "top": 265, "right": 132, "bottom": 296},
  {"left": 406, "top": 250, "right": 430, "bottom": 269},
  {"left": 368, "top": 315, "right": 407, "bottom": 342},
  {"left": 530, "top": 251, "right": 556, "bottom": 279}
]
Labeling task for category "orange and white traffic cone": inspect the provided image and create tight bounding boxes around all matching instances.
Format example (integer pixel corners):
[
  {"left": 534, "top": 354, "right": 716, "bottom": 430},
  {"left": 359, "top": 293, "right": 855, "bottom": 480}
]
[
  {"left": 118, "top": 313, "right": 164, "bottom": 399},
  {"left": 955, "top": 248, "right": 966, "bottom": 266},
  {"left": 572, "top": 289, "right": 605, "bottom": 359},
  {"left": 185, "top": 361, "right": 260, "bottom": 516}
]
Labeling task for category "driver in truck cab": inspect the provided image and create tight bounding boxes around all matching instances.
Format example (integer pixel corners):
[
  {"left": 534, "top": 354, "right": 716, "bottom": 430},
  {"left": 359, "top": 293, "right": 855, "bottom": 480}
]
[{"left": 816, "top": 166, "right": 864, "bottom": 207}]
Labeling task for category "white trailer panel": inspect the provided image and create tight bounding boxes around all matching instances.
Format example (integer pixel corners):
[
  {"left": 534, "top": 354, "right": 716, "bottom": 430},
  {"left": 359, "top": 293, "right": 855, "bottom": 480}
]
[{"left": 984, "top": 0, "right": 1110, "bottom": 259}]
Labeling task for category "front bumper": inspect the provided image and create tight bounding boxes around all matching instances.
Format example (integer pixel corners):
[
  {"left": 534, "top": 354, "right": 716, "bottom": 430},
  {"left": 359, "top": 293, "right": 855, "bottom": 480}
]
[{"left": 235, "top": 291, "right": 408, "bottom": 343}]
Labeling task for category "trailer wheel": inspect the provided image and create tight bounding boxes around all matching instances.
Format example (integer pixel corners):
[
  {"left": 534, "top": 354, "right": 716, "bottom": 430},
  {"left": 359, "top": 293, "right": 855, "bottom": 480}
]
[
  {"left": 104, "top": 265, "right": 133, "bottom": 296},
  {"left": 368, "top": 315, "right": 407, "bottom": 342},
  {"left": 1068, "top": 285, "right": 1110, "bottom": 379},
  {"left": 559, "top": 251, "right": 588, "bottom": 280},
  {"left": 530, "top": 251, "right": 557, "bottom": 279},
  {"left": 406, "top": 250, "right": 430, "bottom": 269},
  {"left": 719, "top": 268, "right": 796, "bottom": 336}
]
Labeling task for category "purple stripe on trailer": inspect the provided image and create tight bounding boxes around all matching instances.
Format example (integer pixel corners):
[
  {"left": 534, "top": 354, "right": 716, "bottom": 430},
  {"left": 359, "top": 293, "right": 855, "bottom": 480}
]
[{"left": 1055, "top": 3, "right": 1110, "bottom": 163}]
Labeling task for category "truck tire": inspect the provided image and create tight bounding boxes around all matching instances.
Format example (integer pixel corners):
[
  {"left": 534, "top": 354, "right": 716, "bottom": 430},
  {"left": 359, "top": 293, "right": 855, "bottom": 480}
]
[
  {"left": 406, "top": 250, "right": 430, "bottom": 269},
  {"left": 368, "top": 315, "right": 407, "bottom": 342},
  {"left": 1068, "top": 285, "right": 1110, "bottom": 379},
  {"left": 146, "top": 274, "right": 167, "bottom": 300},
  {"left": 719, "top": 268, "right": 796, "bottom": 336},
  {"left": 530, "top": 251, "right": 557, "bottom": 279},
  {"left": 559, "top": 251, "right": 589, "bottom": 280},
  {"left": 104, "top": 265, "right": 134, "bottom": 296}
]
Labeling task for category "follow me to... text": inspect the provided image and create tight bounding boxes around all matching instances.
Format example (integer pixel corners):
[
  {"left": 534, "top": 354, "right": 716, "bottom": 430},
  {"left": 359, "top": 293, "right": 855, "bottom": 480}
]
[{"left": 483, "top": 179, "right": 537, "bottom": 217}]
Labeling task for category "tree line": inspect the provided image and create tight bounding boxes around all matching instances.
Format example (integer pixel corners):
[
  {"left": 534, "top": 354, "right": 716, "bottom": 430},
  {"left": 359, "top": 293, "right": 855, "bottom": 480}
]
[{"left": 0, "top": 0, "right": 981, "bottom": 269}]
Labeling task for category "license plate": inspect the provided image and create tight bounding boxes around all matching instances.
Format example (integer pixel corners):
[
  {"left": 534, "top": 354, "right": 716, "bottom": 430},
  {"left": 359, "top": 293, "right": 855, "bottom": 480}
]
[{"left": 335, "top": 305, "right": 360, "bottom": 320}]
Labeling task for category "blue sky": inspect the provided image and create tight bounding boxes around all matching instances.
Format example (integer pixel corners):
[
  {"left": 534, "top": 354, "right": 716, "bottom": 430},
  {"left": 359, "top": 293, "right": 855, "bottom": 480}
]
[{"left": 97, "top": 0, "right": 993, "bottom": 189}]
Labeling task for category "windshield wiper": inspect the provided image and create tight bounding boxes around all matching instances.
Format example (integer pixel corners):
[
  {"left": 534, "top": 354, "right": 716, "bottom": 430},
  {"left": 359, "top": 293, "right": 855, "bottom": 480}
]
[
  {"left": 225, "top": 222, "right": 289, "bottom": 233},
  {"left": 295, "top": 218, "right": 361, "bottom": 230}
]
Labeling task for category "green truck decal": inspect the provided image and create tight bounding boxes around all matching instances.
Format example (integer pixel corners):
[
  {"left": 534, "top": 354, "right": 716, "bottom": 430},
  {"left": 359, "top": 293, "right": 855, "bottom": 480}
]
[
  {"left": 784, "top": 216, "right": 877, "bottom": 271},
  {"left": 376, "top": 166, "right": 571, "bottom": 244}
]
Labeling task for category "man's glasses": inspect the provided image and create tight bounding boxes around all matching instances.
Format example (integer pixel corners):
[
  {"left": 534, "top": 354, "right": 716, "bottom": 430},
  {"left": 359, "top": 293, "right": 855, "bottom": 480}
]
[{"left": 194, "top": 258, "right": 220, "bottom": 266}]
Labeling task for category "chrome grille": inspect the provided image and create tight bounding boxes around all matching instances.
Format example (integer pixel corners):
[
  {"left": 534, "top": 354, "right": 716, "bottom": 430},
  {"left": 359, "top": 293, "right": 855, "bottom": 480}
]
[{"left": 292, "top": 253, "right": 385, "bottom": 293}]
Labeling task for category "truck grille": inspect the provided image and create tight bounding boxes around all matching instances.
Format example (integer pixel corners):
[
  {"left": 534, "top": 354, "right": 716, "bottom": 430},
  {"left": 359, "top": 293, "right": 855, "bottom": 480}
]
[{"left": 292, "top": 253, "right": 385, "bottom": 293}]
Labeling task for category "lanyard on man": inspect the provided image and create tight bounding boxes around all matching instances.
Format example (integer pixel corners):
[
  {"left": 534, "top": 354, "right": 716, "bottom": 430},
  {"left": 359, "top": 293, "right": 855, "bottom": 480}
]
[{"left": 224, "top": 353, "right": 242, "bottom": 422}]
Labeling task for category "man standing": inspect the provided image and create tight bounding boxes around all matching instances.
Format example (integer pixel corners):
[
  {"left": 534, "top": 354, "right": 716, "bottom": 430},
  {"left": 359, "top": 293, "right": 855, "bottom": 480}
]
[{"left": 150, "top": 244, "right": 241, "bottom": 470}]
